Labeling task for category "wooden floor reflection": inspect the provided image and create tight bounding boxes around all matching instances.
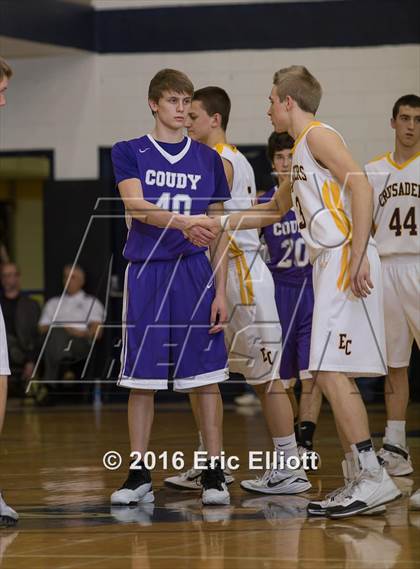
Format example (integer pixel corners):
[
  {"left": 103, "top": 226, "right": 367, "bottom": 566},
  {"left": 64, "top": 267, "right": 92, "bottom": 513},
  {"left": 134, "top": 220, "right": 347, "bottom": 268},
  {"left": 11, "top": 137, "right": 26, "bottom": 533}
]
[{"left": 0, "top": 400, "right": 419, "bottom": 568}]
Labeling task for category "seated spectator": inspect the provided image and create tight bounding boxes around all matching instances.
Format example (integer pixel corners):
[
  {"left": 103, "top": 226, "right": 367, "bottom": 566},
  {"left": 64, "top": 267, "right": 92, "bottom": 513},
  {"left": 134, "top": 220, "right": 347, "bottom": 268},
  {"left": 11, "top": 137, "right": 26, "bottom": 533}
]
[
  {"left": 39, "top": 264, "right": 104, "bottom": 383},
  {"left": 0, "top": 263, "right": 40, "bottom": 387}
]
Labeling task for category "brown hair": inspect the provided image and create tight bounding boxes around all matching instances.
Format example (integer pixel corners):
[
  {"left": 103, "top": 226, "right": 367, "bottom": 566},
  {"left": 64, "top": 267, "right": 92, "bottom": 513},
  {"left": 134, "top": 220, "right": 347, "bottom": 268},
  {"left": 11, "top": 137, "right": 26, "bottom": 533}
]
[
  {"left": 392, "top": 94, "right": 420, "bottom": 119},
  {"left": 193, "top": 86, "right": 231, "bottom": 131},
  {"left": 148, "top": 68, "right": 193, "bottom": 103},
  {"left": 266, "top": 131, "right": 294, "bottom": 163},
  {"left": 273, "top": 65, "right": 322, "bottom": 114},
  {"left": 0, "top": 57, "right": 13, "bottom": 81}
]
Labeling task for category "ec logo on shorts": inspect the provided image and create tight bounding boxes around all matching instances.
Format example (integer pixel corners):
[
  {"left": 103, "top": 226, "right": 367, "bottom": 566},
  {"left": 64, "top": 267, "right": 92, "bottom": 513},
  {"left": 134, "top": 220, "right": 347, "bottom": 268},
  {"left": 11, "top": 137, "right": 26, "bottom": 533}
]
[
  {"left": 260, "top": 348, "right": 274, "bottom": 365},
  {"left": 338, "top": 333, "right": 352, "bottom": 355}
]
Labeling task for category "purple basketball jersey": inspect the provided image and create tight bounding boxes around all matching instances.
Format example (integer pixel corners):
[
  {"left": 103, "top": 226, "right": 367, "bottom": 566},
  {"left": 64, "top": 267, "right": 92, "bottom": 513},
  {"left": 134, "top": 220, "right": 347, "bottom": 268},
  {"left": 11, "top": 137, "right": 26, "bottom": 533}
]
[
  {"left": 112, "top": 135, "right": 230, "bottom": 262},
  {"left": 259, "top": 186, "right": 312, "bottom": 285}
]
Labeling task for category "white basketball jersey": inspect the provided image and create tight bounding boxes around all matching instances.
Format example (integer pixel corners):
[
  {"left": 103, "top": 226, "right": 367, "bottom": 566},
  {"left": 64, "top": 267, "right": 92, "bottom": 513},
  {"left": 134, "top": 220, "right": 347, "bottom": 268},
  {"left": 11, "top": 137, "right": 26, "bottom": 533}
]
[
  {"left": 291, "top": 121, "right": 355, "bottom": 263},
  {"left": 214, "top": 143, "right": 261, "bottom": 255},
  {"left": 365, "top": 152, "right": 420, "bottom": 257}
]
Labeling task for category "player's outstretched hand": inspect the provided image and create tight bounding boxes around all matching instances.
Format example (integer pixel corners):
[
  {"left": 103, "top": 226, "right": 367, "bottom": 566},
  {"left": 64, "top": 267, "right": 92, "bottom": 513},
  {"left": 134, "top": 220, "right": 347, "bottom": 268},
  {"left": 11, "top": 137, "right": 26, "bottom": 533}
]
[
  {"left": 209, "top": 294, "right": 227, "bottom": 334},
  {"left": 350, "top": 253, "right": 373, "bottom": 298},
  {"left": 183, "top": 215, "right": 220, "bottom": 247}
]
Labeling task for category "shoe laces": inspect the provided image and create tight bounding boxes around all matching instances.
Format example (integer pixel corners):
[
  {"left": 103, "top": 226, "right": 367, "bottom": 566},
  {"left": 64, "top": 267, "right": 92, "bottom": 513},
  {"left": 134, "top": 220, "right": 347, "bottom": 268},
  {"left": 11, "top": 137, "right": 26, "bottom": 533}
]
[
  {"left": 256, "top": 469, "right": 290, "bottom": 486},
  {"left": 340, "top": 469, "right": 375, "bottom": 501},
  {"left": 298, "top": 444, "right": 313, "bottom": 455},
  {"left": 378, "top": 447, "right": 391, "bottom": 458},
  {"left": 324, "top": 485, "right": 346, "bottom": 501},
  {"left": 379, "top": 448, "right": 404, "bottom": 463},
  {"left": 340, "top": 479, "right": 360, "bottom": 500},
  {"left": 181, "top": 467, "right": 200, "bottom": 480},
  {"left": 255, "top": 470, "right": 275, "bottom": 485},
  {"left": 325, "top": 478, "right": 358, "bottom": 502}
]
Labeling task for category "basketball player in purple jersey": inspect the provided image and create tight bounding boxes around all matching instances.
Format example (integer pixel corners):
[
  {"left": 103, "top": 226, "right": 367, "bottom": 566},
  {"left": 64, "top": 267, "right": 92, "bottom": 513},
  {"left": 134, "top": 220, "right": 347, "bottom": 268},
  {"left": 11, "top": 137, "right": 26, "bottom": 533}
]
[
  {"left": 260, "top": 132, "right": 322, "bottom": 458},
  {"left": 166, "top": 87, "right": 311, "bottom": 496},
  {"left": 110, "top": 69, "right": 231, "bottom": 506},
  {"left": 0, "top": 57, "right": 18, "bottom": 526}
]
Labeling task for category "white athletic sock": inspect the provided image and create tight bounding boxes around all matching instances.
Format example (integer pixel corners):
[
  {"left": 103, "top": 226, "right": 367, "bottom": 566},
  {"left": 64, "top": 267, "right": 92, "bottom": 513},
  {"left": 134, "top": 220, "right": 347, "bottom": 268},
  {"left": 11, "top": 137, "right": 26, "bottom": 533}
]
[
  {"left": 351, "top": 441, "right": 380, "bottom": 473},
  {"left": 344, "top": 451, "right": 355, "bottom": 479},
  {"left": 384, "top": 420, "right": 406, "bottom": 448},
  {"left": 273, "top": 434, "right": 299, "bottom": 470}
]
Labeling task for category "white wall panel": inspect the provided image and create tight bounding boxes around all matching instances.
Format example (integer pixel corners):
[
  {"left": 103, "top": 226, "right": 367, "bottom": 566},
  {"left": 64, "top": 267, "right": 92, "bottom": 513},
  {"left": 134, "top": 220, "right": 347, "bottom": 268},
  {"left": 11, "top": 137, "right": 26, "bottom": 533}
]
[{"left": 1, "top": 45, "right": 418, "bottom": 179}]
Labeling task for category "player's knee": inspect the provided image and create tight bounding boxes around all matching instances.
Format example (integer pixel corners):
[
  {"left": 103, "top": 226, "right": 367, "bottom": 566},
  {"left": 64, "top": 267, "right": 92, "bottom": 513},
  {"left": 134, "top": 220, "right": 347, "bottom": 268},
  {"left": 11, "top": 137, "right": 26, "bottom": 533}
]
[
  {"left": 129, "top": 388, "right": 156, "bottom": 396},
  {"left": 251, "top": 382, "right": 265, "bottom": 397},
  {"left": 253, "top": 380, "right": 284, "bottom": 397},
  {"left": 192, "top": 383, "right": 220, "bottom": 395},
  {"left": 312, "top": 372, "right": 338, "bottom": 394},
  {"left": 387, "top": 366, "right": 408, "bottom": 382}
]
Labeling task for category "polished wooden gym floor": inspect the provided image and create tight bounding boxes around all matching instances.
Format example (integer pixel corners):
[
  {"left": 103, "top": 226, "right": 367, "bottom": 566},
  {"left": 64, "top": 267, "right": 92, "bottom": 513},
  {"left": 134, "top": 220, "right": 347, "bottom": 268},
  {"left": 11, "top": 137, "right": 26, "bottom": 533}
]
[{"left": 0, "top": 398, "right": 419, "bottom": 569}]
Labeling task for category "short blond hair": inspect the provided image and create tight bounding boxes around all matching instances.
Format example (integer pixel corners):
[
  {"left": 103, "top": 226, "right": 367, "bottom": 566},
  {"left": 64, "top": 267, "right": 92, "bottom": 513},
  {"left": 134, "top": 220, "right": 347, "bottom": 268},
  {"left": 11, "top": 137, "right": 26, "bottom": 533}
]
[
  {"left": 148, "top": 68, "right": 193, "bottom": 103},
  {"left": 0, "top": 57, "right": 13, "bottom": 81},
  {"left": 273, "top": 65, "right": 322, "bottom": 114}
]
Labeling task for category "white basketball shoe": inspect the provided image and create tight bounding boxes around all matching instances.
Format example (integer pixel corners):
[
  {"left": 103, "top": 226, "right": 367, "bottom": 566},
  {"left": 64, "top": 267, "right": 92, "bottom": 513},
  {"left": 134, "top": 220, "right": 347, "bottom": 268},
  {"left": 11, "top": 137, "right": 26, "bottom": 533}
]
[
  {"left": 241, "top": 467, "right": 311, "bottom": 495},
  {"left": 298, "top": 445, "right": 321, "bottom": 472},
  {"left": 0, "top": 493, "right": 18, "bottom": 526},
  {"left": 378, "top": 442, "right": 413, "bottom": 476},
  {"left": 307, "top": 459, "right": 387, "bottom": 516},
  {"left": 326, "top": 466, "right": 401, "bottom": 519},
  {"left": 201, "top": 460, "right": 230, "bottom": 506},
  {"left": 111, "top": 462, "right": 154, "bottom": 505},
  {"left": 165, "top": 465, "right": 235, "bottom": 490}
]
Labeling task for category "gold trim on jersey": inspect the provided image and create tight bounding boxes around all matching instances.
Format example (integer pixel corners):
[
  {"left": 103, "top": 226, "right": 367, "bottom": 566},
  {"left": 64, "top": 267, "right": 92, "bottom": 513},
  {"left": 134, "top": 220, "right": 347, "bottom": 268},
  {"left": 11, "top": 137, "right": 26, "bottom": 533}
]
[
  {"left": 337, "top": 243, "right": 351, "bottom": 292},
  {"left": 322, "top": 180, "right": 352, "bottom": 240},
  {"left": 214, "top": 143, "right": 238, "bottom": 155},
  {"left": 366, "top": 152, "right": 388, "bottom": 165},
  {"left": 386, "top": 151, "right": 420, "bottom": 170},
  {"left": 321, "top": 180, "right": 352, "bottom": 291},
  {"left": 229, "top": 237, "right": 243, "bottom": 257},
  {"left": 230, "top": 238, "right": 254, "bottom": 305},
  {"left": 291, "top": 121, "right": 322, "bottom": 155}
]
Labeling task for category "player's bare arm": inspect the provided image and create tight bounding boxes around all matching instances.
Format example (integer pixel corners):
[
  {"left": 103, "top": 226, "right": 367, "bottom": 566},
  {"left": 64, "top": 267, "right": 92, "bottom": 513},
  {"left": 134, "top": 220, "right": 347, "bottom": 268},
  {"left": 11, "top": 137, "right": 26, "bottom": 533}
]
[
  {"left": 217, "top": 177, "right": 292, "bottom": 230},
  {"left": 185, "top": 156, "right": 234, "bottom": 246},
  {"left": 207, "top": 202, "right": 229, "bottom": 334},
  {"left": 221, "top": 157, "right": 234, "bottom": 191},
  {"left": 117, "top": 178, "right": 215, "bottom": 240},
  {"left": 307, "top": 127, "right": 374, "bottom": 298},
  {"left": 184, "top": 178, "right": 292, "bottom": 246}
]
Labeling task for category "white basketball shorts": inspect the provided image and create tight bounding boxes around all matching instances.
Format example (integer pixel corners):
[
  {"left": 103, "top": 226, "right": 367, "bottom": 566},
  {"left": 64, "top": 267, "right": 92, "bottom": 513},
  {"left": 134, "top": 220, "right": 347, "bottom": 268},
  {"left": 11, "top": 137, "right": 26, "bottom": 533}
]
[
  {"left": 381, "top": 254, "right": 420, "bottom": 368},
  {"left": 309, "top": 244, "right": 387, "bottom": 377},
  {"left": 225, "top": 251, "right": 283, "bottom": 385}
]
